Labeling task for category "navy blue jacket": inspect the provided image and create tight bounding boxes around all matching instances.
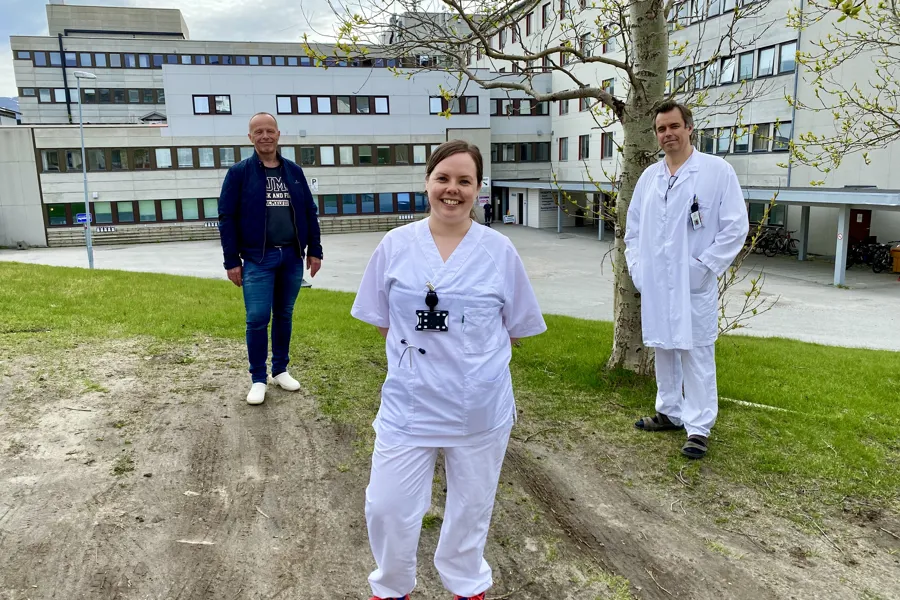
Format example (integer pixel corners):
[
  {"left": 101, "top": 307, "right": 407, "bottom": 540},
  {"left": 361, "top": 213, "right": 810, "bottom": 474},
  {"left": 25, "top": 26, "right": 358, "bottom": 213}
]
[{"left": 217, "top": 151, "right": 323, "bottom": 270}]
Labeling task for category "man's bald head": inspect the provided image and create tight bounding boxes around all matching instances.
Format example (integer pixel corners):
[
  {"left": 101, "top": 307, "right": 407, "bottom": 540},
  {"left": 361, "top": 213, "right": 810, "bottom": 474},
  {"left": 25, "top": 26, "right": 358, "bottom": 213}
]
[
  {"left": 248, "top": 112, "right": 281, "bottom": 160},
  {"left": 249, "top": 112, "right": 278, "bottom": 132}
]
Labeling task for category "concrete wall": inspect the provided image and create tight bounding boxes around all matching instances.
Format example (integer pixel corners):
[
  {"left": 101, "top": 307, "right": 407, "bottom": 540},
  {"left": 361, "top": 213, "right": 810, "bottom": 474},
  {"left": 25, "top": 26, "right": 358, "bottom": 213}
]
[
  {"left": 0, "top": 128, "right": 46, "bottom": 248},
  {"left": 0, "top": 115, "right": 18, "bottom": 127},
  {"left": 784, "top": 205, "right": 900, "bottom": 256},
  {"left": 47, "top": 4, "right": 190, "bottom": 38}
]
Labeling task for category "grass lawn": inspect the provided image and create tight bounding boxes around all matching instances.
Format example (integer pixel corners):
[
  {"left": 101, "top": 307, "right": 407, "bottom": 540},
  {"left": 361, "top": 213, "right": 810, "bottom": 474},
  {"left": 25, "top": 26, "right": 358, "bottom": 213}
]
[{"left": 2, "top": 262, "right": 898, "bottom": 513}]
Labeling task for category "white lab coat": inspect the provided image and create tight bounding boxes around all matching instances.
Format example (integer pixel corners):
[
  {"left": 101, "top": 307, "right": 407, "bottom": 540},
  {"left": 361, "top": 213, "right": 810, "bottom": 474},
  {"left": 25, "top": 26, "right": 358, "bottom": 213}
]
[
  {"left": 624, "top": 150, "right": 749, "bottom": 350},
  {"left": 351, "top": 217, "right": 547, "bottom": 446}
]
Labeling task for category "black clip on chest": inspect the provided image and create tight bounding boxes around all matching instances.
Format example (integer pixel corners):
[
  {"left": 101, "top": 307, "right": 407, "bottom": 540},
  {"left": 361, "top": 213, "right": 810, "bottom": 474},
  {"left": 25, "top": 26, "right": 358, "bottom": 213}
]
[{"left": 416, "top": 282, "right": 450, "bottom": 332}]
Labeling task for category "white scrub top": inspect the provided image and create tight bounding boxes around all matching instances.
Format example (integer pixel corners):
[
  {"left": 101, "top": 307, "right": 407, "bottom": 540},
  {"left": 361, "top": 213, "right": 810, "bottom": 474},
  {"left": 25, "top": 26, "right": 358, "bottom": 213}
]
[
  {"left": 624, "top": 150, "right": 749, "bottom": 350},
  {"left": 351, "top": 218, "right": 547, "bottom": 447}
]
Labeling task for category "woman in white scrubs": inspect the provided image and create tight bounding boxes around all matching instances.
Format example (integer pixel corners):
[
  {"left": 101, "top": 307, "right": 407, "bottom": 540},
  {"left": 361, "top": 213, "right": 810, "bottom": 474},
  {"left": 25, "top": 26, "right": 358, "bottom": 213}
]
[{"left": 351, "top": 140, "right": 547, "bottom": 600}]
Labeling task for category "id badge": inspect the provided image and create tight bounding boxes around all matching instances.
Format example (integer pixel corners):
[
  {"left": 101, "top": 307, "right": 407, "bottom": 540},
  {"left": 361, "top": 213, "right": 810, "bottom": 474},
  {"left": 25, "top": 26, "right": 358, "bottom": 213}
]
[{"left": 689, "top": 197, "right": 703, "bottom": 230}]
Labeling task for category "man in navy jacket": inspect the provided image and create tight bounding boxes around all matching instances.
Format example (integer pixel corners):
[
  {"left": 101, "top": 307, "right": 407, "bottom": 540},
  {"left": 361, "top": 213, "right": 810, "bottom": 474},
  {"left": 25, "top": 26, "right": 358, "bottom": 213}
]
[{"left": 218, "top": 112, "right": 323, "bottom": 405}]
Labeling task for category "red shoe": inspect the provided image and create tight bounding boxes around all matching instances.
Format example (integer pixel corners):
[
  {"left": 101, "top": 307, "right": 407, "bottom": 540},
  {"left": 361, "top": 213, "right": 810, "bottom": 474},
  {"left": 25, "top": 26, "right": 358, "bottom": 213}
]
[
  {"left": 370, "top": 596, "right": 410, "bottom": 600},
  {"left": 454, "top": 595, "right": 485, "bottom": 600}
]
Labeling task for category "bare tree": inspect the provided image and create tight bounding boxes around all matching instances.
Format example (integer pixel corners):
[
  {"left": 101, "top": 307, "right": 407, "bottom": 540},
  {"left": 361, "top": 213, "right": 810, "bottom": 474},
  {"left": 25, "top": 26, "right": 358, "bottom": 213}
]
[
  {"left": 308, "top": 0, "right": 776, "bottom": 375},
  {"left": 788, "top": 0, "right": 900, "bottom": 178}
]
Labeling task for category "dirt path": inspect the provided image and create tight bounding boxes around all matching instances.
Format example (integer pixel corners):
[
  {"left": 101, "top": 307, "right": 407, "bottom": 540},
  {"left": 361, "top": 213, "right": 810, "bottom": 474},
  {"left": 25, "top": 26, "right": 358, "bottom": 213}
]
[{"left": 1, "top": 338, "right": 897, "bottom": 600}]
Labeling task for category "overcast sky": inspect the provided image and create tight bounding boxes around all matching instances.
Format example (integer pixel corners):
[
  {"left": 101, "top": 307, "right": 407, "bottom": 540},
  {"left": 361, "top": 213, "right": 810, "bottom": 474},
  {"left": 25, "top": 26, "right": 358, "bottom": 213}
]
[{"left": 0, "top": 0, "right": 358, "bottom": 97}]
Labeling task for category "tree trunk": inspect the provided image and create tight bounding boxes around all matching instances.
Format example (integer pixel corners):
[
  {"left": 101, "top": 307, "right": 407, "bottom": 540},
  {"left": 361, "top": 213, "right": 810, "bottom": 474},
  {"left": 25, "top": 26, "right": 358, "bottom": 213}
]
[{"left": 605, "top": 0, "right": 668, "bottom": 376}]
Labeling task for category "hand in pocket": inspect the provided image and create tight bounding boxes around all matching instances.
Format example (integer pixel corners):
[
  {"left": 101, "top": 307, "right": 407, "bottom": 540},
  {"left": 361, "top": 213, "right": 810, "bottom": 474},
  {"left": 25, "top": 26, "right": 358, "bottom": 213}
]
[{"left": 689, "top": 260, "right": 711, "bottom": 292}]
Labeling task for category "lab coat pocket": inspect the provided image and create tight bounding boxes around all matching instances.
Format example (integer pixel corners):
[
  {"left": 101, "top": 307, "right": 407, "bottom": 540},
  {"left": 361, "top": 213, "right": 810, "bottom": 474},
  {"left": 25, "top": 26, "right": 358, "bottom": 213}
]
[
  {"left": 689, "top": 260, "right": 712, "bottom": 292},
  {"left": 462, "top": 307, "right": 502, "bottom": 354},
  {"left": 465, "top": 368, "right": 513, "bottom": 434},
  {"left": 379, "top": 368, "right": 414, "bottom": 428}
]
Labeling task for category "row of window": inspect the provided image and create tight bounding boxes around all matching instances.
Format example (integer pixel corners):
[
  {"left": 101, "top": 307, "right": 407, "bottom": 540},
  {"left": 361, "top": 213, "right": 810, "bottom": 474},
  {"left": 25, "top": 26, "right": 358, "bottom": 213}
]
[
  {"left": 670, "top": 0, "right": 764, "bottom": 29},
  {"left": 668, "top": 41, "right": 797, "bottom": 94},
  {"left": 489, "top": 98, "right": 551, "bottom": 116},
  {"left": 20, "top": 87, "right": 165, "bottom": 105},
  {"left": 275, "top": 95, "right": 391, "bottom": 116},
  {"left": 45, "top": 192, "right": 433, "bottom": 227},
  {"left": 697, "top": 122, "right": 792, "bottom": 154},
  {"left": 557, "top": 133, "right": 615, "bottom": 161},
  {"left": 14, "top": 49, "right": 421, "bottom": 70},
  {"left": 38, "top": 143, "right": 446, "bottom": 173},
  {"left": 490, "top": 142, "right": 552, "bottom": 163},
  {"left": 429, "top": 96, "right": 479, "bottom": 115},
  {"left": 480, "top": 1, "right": 592, "bottom": 57}
]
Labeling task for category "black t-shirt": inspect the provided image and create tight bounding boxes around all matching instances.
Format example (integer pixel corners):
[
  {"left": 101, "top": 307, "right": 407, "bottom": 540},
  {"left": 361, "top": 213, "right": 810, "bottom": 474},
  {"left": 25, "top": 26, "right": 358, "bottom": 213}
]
[{"left": 265, "top": 166, "right": 296, "bottom": 247}]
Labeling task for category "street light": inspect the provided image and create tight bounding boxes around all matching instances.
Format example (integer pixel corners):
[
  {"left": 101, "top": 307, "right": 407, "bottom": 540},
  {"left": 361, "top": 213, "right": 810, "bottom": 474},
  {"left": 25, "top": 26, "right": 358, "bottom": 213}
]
[{"left": 73, "top": 70, "right": 96, "bottom": 269}]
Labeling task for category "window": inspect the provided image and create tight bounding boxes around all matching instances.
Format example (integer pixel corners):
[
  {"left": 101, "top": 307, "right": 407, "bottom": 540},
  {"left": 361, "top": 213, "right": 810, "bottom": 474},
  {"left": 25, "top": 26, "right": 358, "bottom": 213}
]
[
  {"left": 161, "top": 200, "right": 178, "bottom": 221},
  {"left": 298, "top": 97, "right": 312, "bottom": 113},
  {"left": 542, "top": 3, "right": 550, "bottom": 27},
  {"left": 758, "top": 47, "right": 775, "bottom": 77},
  {"left": 379, "top": 193, "right": 393, "bottom": 213},
  {"left": 738, "top": 52, "right": 754, "bottom": 81},
  {"left": 215, "top": 95, "right": 231, "bottom": 114},
  {"left": 340, "top": 146, "right": 354, "bottom": 165},
  {"left": 707, "top": 0, "right": 722, "bottom": 16},
  {"left": 602, "top": 78, "right": 615, "bottom": 96},
  {"left": 322, "top": 195, "right": 338, "bottom": 215},
  {"left": 134, "top": 149, "right": 151, "bottom": 169},
  {"left": 112, "top": 89, "right": 125, "bottom": 104},
  {"left": 21, "top": 88, "right": 35, "bottom": 97},
  {"left": 65, "top": 150, "right": 82, "bottom": 171},
  {"left": 601, "top": 133, "right": 614, "bottom": 158},
  {"left": 65, "top": 53, "right": 76, "bottom": 67},
  {"left": 219, "top": 147, "right": 236, "bottom": 167},
  {"left": 152, "top": 148, "right": 171, "bottom": 169},
  {"left": 182, "top": 199, "right": 200, "bottom": 220},
  {"left": 277, "top": 96, "right": 293, "bottom": 114},
  {"left": 41, "top": 150, "right": 61, "bottom": 172},
  {"left": 76, "top": 53, "right": 91, "bottom": 67},
  {"left": 262, "top": 56, "right": 273, "bottom": 66},
  {"left": 88, "top": 149, "right": 107, "bottom": 171},
  {"left": 240, "top": 147, "right": 254, "bottom": 161},
  {"left": 377, "top": 146, "right": 391, "bottom": 165},
  {"left": 699, "top": 129, "right": 715, "bottom": 153},
  {"left": 117, "top": 201, "right": 135, "bottom": 223},
  {"left": 361, "top": 193, "right": 376, "bottom": 213},
  {"left": 520, "top": 100, "right": 532, "bottom": 116},
  {"left": 375, "top": 97, "right": 390, "bottom": 114},
  {"left": 288, "top": 57, "right": 298, "bottom": 66},
  {"left": 560, "top": 99, "right": 569, "bottom": 115},
  {"left": 342, "top": 194, "right": 357, "bottom": 214},
  {"left": 181, "top": 55, "right": 192, "bottom": 65},
  {"left": 526, "top": 12, "right": 533, "bottom": 35},
  {"left": 320, "top": 146, "right": 335, "bottom": 165},
  {"left": 717, "top": 128, "right": 732, "bottom": 153},
  {"left": 559, "top": 137, "right": 569, "bottom": 161},
  {"left": 199, "top": 147, "right": 215, "bottom": 167},
  {"left": 94, "top": 202, "right": 113, "bottom": 224},
  {"left": 356, "top": 97, "right": 372, "bottom": 113},
  {"left": 281, "top": 146, "right": 295, "bottom": 162},
  {"left": 429, "top": 97, "right": 443, "bottom": 114},
  {"left": 300, "top": 146, "right": 316, "bottom": 165},
  {"left": 414, "top": 193, "right": 427, "bottom": 212},
  {"left": 579, "top": 97, "right": 591, "bottom": 112},
  {"left": 734, "top": 127, "right": 750, "bottom": 153},
  {"left": 139, "top": 54, "right": 150, "bottom": 68},
  {"left": 249, "top": 56, "right": 259, "bottom": 66},
  {"left": 359, "top": 146, "right": 373, "bottom": 165},
  {"left": 753, "top": 124, "right": 770, "bottom": 152},
  {"left": 337, "top": 96, "right": 351, "bottom": 114},
  {"left": 109, "top": 54, "right": 121, "bottom": 68},
  {"left": 157, "top": 90, "right": 166, "bottom": 103},
  {"left": 16, "top": 51, "right": 30, "bottom": 60},
  {"left": 54, "top": 89, "right": 67, "bottom": 103},
  {"left": 502, "top": 143, "right": 516, "bottom": 161},
  {"left": 99, "top": 89, "right": 111, "bottom": 104},
  {"left": 275, "top": 56, "right": 286, "bottom": 66},
  {"left": 166, "top": 54, "right": 178, "bottom": 65},
  {"left": 520, "top": 143, "right": 534, "bottom": 161},
  {"left": 395, "top": 145, "right": 410, "bottom": 165},
  {"left": 603, "top": 31, "right": 618, "bottom": 53},
  {"left": 398, "top": 193, "right": 412, "bottom": 212},
  {"left": 93, "top": 53, "right": 106, "bottom": 68},
  {"left": 30, "top": 52, "right": 46, "bottom": 67},
  {"left": 578, "top": 134, "right": 590, "bottom": 160},
  {"left": 317, "top": 97, "right": 332, "bottom": 113},
  {"left": 723, "top": 0, "right": 736, "bottom": 10},
  {"left": 536, "top": 142, "right": 550, "bottom": 161},
  {"left": 704, "top": 61, "right": 719, "bottom": 87},
  {"left": 47, "top": 204, "right": 67, "bottom": 226},
  {"left": 779, "top": 41, "right": 797, "bottom": 73},
  {"left": 128, "top": 89, "right": 140, "bottom": 103},
  {"left": 202, "top": 198, "right": 218, "bottom": 219},
  {"left": 720, "top": 57, "right": 735, "bottom": 84},
  {"left": 773, "top": 122, "right": 791, "bottom": 151},
  {"left": 193, "top": 96, "right": 210, "bottom": 114},
  {"left": 413, "top": 145, "right": 427, "bottom": 164},
  {"left": 139, "top": 200, "right": 157, "bottom": 222},
  {"left": 153, "top": 54, "right": 164, "bottom": 68},
  {"left": 39, "top": 89, "right": 51, "bottom": 103},
  {"left": 50, "top": 52, "right": 62, "bottom": 66},
  {"left": 124, "top": 54, "right": 137, "bottom": 68},
  {"left": 465, "top": 97, "right": 478, "bottom": 114},
  {"left": 111, "top": 149, "right": 129, "bottom": 170}
]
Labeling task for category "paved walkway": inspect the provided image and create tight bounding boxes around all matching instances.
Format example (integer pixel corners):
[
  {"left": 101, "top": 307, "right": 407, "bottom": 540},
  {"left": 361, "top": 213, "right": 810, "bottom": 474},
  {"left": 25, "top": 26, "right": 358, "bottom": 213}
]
[{"left": 2, "top": 224, "right": 898, "bottom": 351}]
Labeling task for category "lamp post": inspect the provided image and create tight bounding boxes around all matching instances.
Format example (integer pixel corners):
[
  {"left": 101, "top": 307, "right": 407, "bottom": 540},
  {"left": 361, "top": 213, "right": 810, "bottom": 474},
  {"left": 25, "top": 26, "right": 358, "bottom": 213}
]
[{"left": 73, "top": 70, "right": 97, "bottom": 269}]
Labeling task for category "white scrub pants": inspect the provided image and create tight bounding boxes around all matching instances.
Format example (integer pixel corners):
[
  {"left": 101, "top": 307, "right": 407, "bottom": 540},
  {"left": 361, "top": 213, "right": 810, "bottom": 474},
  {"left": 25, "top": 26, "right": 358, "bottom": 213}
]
[
  {"left": 654, "top": 345, "right": 718, "bottom": 438},
  {"left": 365, "top": 428, "right": 511, "bottom": 599}
]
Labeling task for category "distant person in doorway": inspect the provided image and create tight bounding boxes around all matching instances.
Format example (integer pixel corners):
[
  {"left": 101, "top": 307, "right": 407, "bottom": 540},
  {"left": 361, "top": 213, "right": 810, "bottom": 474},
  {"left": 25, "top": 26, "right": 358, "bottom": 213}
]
[
  {"left": 217, "top": 112, "right": 323, "bottom": 405},
  {"left": 624, "top": 101, "right": 748, "bottom": 458},
  {"left": 482, "top": 202, "right": 493, "bottom": 226}
]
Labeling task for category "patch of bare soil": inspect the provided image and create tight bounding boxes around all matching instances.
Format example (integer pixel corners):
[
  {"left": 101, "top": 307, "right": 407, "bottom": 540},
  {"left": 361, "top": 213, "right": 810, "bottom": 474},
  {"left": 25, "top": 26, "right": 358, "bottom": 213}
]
[{"left": 0, "top": 338, "right": 897, "bottom": 600}]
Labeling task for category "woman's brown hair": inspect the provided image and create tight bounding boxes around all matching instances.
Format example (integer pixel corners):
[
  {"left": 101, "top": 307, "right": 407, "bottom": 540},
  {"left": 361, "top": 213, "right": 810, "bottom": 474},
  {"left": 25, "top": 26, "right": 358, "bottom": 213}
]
[{"left": 425, "top": 140, "right": 483, "bottom": 220}]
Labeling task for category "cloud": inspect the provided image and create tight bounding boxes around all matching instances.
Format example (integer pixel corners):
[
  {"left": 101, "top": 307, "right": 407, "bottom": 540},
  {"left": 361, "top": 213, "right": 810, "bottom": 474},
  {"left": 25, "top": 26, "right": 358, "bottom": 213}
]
[{"left": 0, "top": 0, "right": 346, "bottom": 97}]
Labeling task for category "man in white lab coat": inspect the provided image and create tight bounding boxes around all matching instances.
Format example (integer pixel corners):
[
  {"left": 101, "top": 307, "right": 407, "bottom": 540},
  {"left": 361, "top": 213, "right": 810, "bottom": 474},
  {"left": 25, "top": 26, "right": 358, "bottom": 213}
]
[{"left": 624, "top": 100, "right": 749, "bottom": 459}]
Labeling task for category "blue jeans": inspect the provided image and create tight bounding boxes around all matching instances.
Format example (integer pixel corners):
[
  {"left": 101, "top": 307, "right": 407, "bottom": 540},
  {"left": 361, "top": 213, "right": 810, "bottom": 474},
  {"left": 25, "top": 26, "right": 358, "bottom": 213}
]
[{"left": 241, "top": 246, "right": 304, "bottom": 384}]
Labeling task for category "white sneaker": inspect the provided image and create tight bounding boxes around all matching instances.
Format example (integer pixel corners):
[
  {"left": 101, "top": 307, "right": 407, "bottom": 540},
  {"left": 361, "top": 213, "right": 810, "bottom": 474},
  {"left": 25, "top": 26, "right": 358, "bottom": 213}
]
[
  {"left": 246, "top": 382, "right": 267, "bottom": 405},
  {"left": 271, "top": 372, "right": 301, "bottom": 391}
]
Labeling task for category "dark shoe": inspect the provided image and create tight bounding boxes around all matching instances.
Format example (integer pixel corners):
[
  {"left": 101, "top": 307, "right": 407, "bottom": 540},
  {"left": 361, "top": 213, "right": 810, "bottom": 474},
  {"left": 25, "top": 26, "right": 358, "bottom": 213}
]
[
  {"left": 454, "top": 594, "right": 485, "bottom": 600},
  {"left": 634, "top": 413, "right": 684, "bottom": 432},
  {"left": 681, "top": 435, "right": 709, "bottom": 459},
  {"left": 370, "top": 596, "right": 410, "bottom": 600}
]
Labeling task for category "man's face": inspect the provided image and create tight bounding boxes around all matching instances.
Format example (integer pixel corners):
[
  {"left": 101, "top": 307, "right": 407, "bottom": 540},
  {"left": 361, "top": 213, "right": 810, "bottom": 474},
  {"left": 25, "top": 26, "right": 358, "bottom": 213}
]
[
  {"left": 655, "top": 109, "right": 693, "bottom": 155},
  {"left": 248, "top": 115, "right": 280, "bottom": 155}
]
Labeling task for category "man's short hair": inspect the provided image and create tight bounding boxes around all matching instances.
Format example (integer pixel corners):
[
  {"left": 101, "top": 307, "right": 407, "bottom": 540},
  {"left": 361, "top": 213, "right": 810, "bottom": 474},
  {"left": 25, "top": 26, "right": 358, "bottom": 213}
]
[
  {"left": 249, "top": 112, "right": 278, "bottom": 130},
  {"left": 653, "top": 100, "right": 694, "bottom": 130}
]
